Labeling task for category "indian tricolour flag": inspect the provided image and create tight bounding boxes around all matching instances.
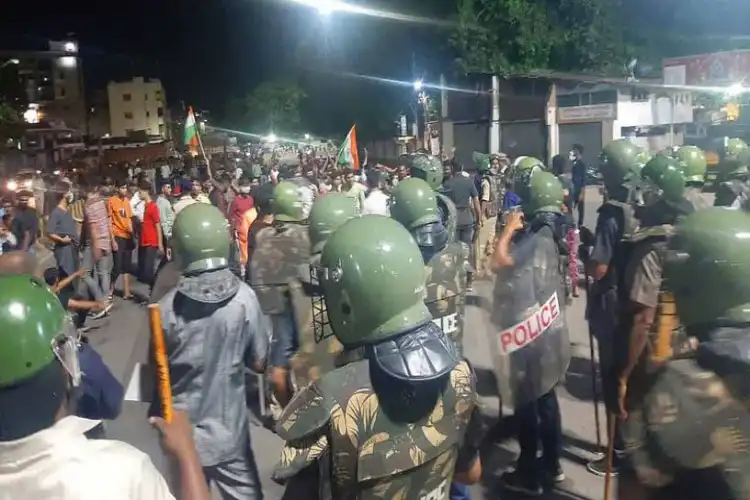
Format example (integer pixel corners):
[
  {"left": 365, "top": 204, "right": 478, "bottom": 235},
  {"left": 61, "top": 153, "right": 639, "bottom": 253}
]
[
  {"left": 336, "top": 124, "right": 360, "bottom": 171},
  {"left": 184, "top": 107, "right": 200, "bottom": 156}
]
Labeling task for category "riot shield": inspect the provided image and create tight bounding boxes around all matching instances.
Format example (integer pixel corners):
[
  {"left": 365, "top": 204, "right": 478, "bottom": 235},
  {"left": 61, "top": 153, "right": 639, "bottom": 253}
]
[
  {"left": 481, "top": 225, "right": 571, "bottom": 410},
  {"left": 288, "top": 264, "right": 343, "bottom": 388},
  {"left": 436, "top": 193, "right": 457, "bottom": 245},
  {"left": 248, "top": 224, "right": 311, "bottom": 315},
  {"left": 425, "top": 241, "right": 468, "bottom": 357}
]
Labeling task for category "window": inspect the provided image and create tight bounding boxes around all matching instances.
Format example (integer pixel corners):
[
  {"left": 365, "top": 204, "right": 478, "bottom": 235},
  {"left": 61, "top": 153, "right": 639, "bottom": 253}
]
[
  {"left": 157, "top": 107, "right": 164, "bottom": 118},
  {"left": 59, "top": 88, "right": 66, "bottom": 98},
  {"left": 590, "top": 90, "right": 618, "bottom": 105},
  {"left": 123, "top": 93, "right": 131, "bottom": 102},
  {"left": 145, "top": 93, "right": 148, "bottom": 101},
  {"left": 124, "top": 112, "right": 133, "bottom": 119},
  {"left": 124, "top": 128, "right": 133, "bottom": 136},
  {"left": 146, "top": 111, "right": 150, "bottom": 118},
  {"left": 557, "top": 94, "right": 581, "bottom": 108}
]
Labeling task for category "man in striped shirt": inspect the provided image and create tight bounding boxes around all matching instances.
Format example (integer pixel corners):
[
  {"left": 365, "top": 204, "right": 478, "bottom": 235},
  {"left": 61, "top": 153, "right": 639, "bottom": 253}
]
[{"left": 81, "top": 182, "right": 114, "bottom": 304}]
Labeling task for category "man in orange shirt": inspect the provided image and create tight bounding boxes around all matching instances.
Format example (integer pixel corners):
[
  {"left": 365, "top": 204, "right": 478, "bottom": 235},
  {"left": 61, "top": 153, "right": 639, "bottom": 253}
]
[{"left": 108, "top": 181, "right": 135, "bottom": 299}]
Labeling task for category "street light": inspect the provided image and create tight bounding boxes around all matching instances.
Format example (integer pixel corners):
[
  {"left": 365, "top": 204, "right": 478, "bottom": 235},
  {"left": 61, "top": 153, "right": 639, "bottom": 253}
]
[
  {"left": 266, "top": 133, "right": 278, "bottom": 143},
  {"left": 726, "top": 82, "right": 745, "bottom": 98},
  {"left": 304, "top": 133, "right": 311, "bottom": 140},
  {"left": 316, "top": 0, "right": 335, "bottom": 15},
  {"left": 413, "top": 79, "right": 423, "bottom": 91},
  {"left": 1, "top": 59, "right": 19, "bottom": 68}
]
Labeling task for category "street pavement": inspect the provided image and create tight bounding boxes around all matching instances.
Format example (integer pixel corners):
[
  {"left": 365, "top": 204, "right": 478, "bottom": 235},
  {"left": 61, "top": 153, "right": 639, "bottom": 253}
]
[{"left": 56, "top": 185, "right": 710, "bottom": 500}]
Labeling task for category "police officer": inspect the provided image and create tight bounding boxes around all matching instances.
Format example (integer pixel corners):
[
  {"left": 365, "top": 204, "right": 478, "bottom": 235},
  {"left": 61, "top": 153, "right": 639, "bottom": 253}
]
[
  {"left": 390, "top": 177, "right": 467, "bottom": 356},
  {"left": 289, "top": 193, "right": 358, "bottom": 389},
  {"left": 619, "top": 208, "right": 750, "bottom": 499},
  {"left": 714, "top": 137, "right": 750, "bottom": 209},
  {"left": 473, "top": 152, "right": 504, "bottom": 279},
  {"left": 491, "top": 171, "right": 570, "bottom": 495},
  {"left": 272, "top": 215, "right": 483, "bottom": 498},
  {"left": 616, "top": 155, "right": 699, "bottom": 430},
  {"left": 249, "top": 180, "right": 310, "bottom": 408},
  {"left": 0, "top": 275, "right": 210, "bottom": 499},
  {"left": 586, "top": 138, "right": 643, "bottom": 476},
  {"left": 160, "top": 203, "right": 269, "bottom": 499},
  {"left": 675, "top": 145, "right": 710, "bottom": 210}
]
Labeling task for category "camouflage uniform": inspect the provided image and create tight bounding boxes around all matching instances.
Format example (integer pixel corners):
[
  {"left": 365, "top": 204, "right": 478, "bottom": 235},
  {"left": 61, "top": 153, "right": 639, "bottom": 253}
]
[
  {"left": 390, "top": 177, "right": 468, "bottom": 357},
  {"left": 273, "top": 216, "right": 482, "bottom": 499},
  {"left": 619, "top": 208, "right": 750, "bottom": 499}
]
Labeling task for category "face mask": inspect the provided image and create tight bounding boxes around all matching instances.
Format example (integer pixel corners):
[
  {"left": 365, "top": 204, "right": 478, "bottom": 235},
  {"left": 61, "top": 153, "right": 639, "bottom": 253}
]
[
  {"left": 66, "top": 192, "right": 75, "bottom": 203},
  {"left": 239, "top": 186, "right": 251, "bottom": 194},
  {"left": 569, "top": 152, "right": 577, "bottom": 162}
]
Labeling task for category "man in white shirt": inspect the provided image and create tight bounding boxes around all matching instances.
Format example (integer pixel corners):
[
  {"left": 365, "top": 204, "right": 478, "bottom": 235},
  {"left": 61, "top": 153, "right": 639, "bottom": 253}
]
[
  {"left": 0, "top": 275, "right": 211, "bottom": 500},
  {"left": 129, "top": 182, "right": 145, "bottom": 223},
  {"left": 362, "top": 170, "right": 390, "bottom": 216},
  {"left": 343, "top": 169, "right": 367, "bottom": 213}
]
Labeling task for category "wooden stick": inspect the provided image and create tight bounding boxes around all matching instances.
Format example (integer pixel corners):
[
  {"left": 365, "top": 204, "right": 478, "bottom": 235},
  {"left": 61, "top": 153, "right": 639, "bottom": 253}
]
[
  {"left": 148, "top": 303, "right": 173, "bottom": 423},
  {"left": 603, "top": 413, "right": 616, "bottom": 500}
]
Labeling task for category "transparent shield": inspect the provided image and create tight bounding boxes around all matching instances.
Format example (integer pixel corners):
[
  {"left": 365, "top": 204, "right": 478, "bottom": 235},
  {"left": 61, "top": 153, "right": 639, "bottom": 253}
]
[
  {"left": 51, "top": 319, "right": 83, "bottom": 387},
  {"left": 479, "top": 226, "right": 571, "bottom": 410}
]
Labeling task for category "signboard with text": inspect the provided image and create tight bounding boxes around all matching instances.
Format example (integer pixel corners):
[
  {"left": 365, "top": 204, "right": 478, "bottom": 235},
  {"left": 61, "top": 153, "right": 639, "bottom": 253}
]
[{"left": 663, "top": 50, "right": 750, "bottom": 86}]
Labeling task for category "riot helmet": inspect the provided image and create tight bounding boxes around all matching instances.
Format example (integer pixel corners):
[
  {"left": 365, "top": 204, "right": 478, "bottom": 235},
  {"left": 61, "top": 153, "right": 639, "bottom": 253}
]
[
  {"left": 272, "top": 180, "right": 307, "bottom": 222},
  {"left": 171, "top": 203, "right": 231, "bottom": 274},
  {"left": 640, "top": 155, "right": 686, "bottom": 204},
  {"left": 719, "top": 137, "right": 750, "bottom": 178},
  {"left": 390, "top": 178, "right": 449, "bottom": 260},
  {"left": 0, "top": 275, "right": 82, "bottom": 441},
  {"left": 472, "top": 151, "right": 492, "bottom": 174},
  {"left": 675, "top": 145, "right": 707, "bottom": 185},
  {"left": 308, "top": 194, "right": 358, "bottom": 255},
  {"left": 599, "top": 139, "right": 643, "bottom": 200},
  {"left": 410, "top": 154, "right": 444, "bottom": 190},
  {"left": 521, "top": 171, "right": 564, "bottom": 218},
  {"left": 512, "top": 156, "right": 544, "bottom": 201},
  {"left": 664, "top": 208, "right": 750, "bottom": 328}
]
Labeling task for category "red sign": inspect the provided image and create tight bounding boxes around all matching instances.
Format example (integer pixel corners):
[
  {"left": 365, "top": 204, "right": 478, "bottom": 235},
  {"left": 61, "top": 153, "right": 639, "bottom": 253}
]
[
  {"left": 498, "top": 292, "right": 560, "bottom": 355},
  {"left": 663, "top": 50, "right": 750, "bottom": 86}
]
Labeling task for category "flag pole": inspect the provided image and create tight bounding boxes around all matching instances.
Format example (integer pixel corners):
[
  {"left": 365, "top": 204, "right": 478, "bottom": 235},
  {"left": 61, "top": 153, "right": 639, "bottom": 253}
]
[{"left": 195, "top": 125, "right": 214, "bottom": 180}]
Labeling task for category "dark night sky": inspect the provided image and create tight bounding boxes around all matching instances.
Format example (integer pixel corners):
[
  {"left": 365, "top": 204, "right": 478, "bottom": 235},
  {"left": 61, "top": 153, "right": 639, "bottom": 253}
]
[{"left": 0, "top": 0, "right": 452, "bottom": 133}]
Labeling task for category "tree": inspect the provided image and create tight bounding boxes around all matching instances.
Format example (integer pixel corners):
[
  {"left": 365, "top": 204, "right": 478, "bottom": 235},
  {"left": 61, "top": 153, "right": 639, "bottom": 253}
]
[
  {"left": 451, "top": 0, "right": 635, "bottom": 75},
  {"left": 228, "top": 80, "right": 307, "bottom": 133}
]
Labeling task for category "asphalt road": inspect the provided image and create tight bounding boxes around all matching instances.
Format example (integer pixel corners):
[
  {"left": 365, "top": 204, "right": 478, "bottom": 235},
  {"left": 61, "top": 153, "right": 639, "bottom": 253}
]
[{"left": 68, "top": 186, "right": 704, "bottom": 500}]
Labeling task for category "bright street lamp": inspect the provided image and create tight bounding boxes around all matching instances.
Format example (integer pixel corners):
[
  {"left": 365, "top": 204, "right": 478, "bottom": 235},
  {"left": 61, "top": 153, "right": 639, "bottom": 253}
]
[
  {"left": 266, "top": 133, "right": 278, "bottom": 143},
  {"left": 316, "top": 0, "right": 335, "bottom": 15},
  {"left": 725, "top": 82, "right": 745, "bottom": 98},
  {"left": 413, "top": 79, "right": 423, "bottom": 91},
  {"left": 304, "top": 133, "right": 311, "bottom": 140},
  {"left": 1, "top": 59, "right": 19, "bottom": 68}
]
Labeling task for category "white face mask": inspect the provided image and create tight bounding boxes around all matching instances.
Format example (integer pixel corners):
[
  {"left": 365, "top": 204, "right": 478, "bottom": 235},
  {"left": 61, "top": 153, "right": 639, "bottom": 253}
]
[
  {"left": 569, "top": 152, "right": 577, "bottom": 162},
  {"left": 239, "top": 186, "right": 251, "bottom": 194},
  {"left": 66, "top": 192, "right": 75, "bottom": 203}
]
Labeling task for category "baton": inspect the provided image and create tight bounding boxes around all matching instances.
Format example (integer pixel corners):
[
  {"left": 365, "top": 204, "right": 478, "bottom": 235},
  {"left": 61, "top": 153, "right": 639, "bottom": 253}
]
[
  {"left": 148, "top": 303, "right": 174, "bottom": 423},
  {"left": 603, "top": 415, "right": 616, "bottom": 500},
  {"left": 583, "top": 260, "right": 603, "bottom": 449}
]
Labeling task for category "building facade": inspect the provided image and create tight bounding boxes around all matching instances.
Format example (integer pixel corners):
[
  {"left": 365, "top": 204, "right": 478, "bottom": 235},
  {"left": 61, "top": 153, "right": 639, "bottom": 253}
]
[
  {"left": 107, "top": 77, "right": 167, "bottom": 138},
  {"left": 0, "top": 39, "right": 87, "bottom": 133}
]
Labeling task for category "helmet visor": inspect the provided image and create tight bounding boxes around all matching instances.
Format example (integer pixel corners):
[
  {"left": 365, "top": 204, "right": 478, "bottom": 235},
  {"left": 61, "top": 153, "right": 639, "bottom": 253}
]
[{"left": 51, "top": 319, "right": 82, "bottom": 387}]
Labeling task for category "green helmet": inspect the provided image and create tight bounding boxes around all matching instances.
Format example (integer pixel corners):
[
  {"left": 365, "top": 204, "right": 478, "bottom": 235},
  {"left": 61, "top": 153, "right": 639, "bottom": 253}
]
[
  {"left": 599, "top": 139, "right": 643, "bottom": 191},
  {"left": 641, "top": 155, "right": 685, "bottom": 203},
  {"left": 308, "top": 194, "right": 358, "bottom": 255},
  {"left": 675, "top": 145, "right": 707, "bottom": 184},
  {"left": 318, "top": 215, "right": 431, "bottom": 346},
  {"left": 513, "top": 156, "right": 544, "bottom": 200},
  {"left": 411, "top": 154, "right": 444, "bottom": 190},
  {"left": 635, "top": 148, "right": 652, "bottom": 168},
  {"left": 522, "top": 171, "right": 563, "bottom": 217},
  {"left": 719, "top": 137, "right": 750, "bottom": 177},
  {"left": 472, "top": 151, "right": 491, "bottom": 173},
  {"left": 172, "top": 203, "right": 231, "bottom": 273},
  {"left": 272, "top": 180, "right": 305, "bottom": 222},
  {"left": 665, "top": 208, "right": 750, "bottom": 326},
  {"left": 0, "top": 275, "right": 68, "bottom": 387},
  {"left": 390, "top": 178, "right": 440, "bottom": 231}
]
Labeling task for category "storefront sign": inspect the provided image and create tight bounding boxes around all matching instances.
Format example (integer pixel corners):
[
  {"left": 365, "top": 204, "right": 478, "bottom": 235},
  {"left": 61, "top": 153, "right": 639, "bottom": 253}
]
[{"left": 557, "top": 104, "right": 616, "bottom": 123}]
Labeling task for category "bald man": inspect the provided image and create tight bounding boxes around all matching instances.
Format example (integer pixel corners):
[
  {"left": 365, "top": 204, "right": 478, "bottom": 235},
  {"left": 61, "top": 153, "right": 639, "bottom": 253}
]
[{"left": 0, "top": 251, "right": 38, "bottom": 277}]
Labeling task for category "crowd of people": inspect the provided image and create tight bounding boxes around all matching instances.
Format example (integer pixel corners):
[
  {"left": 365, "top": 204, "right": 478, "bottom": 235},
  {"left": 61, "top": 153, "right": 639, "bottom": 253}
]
[{"left": 3, "top": 136, "right": 750, "bottom": 500}]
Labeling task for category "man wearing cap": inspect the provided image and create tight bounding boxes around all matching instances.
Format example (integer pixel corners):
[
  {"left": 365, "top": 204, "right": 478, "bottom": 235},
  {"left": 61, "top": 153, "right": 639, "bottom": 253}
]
[{"left": 159, "top": 203, "right": 270, "bottom": 499}]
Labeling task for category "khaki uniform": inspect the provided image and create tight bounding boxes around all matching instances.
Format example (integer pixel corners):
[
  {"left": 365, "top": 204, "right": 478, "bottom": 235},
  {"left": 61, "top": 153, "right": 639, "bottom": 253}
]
[{"left": 477, "top": 177, "right": 497, "bottom": 277}]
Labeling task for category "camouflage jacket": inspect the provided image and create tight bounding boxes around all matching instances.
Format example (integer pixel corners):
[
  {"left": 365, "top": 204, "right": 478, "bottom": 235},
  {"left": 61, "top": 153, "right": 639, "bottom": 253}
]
[
  {"left": 714, "top": 179, "right": 750, "bottom": 210},
  {"left": 273, "top": 354, "right": 477, "bottom": 499},
  {"left": 622, "top": 330, "right": 750, "bottom": 498},
  {"left": 249, "top": 223, "right": 310, "bottom": 315},
  {"left": 425, "top": 242, "right": 468, "bottom": 357}
]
